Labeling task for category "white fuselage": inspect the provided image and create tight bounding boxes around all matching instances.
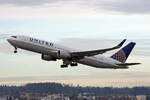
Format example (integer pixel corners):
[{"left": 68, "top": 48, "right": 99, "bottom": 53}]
[{"left": 7, "top": 35, "right": 126, "bottom": 69}]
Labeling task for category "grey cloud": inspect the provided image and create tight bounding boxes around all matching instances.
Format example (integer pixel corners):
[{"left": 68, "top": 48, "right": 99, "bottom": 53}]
[
  {"left": 59, "top": 38, "right": 150, "bottom": 56},
  {"left": 93, "top": 0, "right": 150, "bottom": 14},
  {"left": 0, "top": 0, "right": 63, "bottom": 6},
  {"left": 59, "top": 38, "right": 121, "bottom": 50},
  {"left": 0, "top": 0, "right": 149, "bottom": 14}
]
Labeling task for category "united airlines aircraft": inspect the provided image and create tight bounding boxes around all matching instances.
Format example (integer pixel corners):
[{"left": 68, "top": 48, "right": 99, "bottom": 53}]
[{"left": 7, "top": 35, "right": 140, "bottom": 69}]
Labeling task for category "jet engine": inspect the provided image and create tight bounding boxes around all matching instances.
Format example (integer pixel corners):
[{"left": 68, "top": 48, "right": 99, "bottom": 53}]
[{"left": 41, "top": 54, "right": 57, "bottom": 61}]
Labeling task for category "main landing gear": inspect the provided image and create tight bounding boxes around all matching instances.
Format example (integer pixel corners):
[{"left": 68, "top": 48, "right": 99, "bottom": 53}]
[
  {"left": 14, "top": 47, "right": 17, "bottom": 53},
  {"left": 60, "top": 60, "right": 78, "bottom": 68},
  {"left": 61, "top": 64, "right": 68, "bottom": 68},
  {"left": 60, "top": 63, "right": 78, "bottom": 68},
  {"left": 70, "top": 63, "right": 78, "bottom": 66}
]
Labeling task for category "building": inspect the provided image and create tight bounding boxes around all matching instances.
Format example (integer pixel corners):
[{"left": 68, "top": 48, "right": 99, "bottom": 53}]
[
  {"left": 41, "top": 94, "right": 70, "bottom": 100},
  {"left": 146, "top": 94, "right": 150, "bottom": 100},
  {"left": 136, "top": 95, "right": 146, "bottom": 100},
  {"left": 0, "top": 97, "right": 7, "bottom": 100}
]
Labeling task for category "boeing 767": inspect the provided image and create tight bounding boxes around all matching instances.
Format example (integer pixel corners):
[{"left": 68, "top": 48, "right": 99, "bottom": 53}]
[{"left": 7, "top": 35, "right": 140, "bottom": 69}]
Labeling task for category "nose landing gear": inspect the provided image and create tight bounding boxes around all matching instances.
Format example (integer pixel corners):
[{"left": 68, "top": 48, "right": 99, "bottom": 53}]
[{"left": 14, "top": 47, "right": 17, "bottom": 53}]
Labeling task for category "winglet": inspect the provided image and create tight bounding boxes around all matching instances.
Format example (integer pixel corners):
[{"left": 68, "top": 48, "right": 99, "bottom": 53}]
[{"left": 117, "top": 39, "right": 127, "bottom": 47}]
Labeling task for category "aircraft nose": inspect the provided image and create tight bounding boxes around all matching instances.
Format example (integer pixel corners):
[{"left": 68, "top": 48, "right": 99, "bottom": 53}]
[{"left": 7, "top": 38, "right": 12, "bottom": 43}]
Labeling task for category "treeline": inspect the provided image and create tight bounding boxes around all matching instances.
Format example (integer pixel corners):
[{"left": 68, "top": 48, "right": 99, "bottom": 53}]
[{"left": 0, "top": 82, "right": 150, "bottom": 96}]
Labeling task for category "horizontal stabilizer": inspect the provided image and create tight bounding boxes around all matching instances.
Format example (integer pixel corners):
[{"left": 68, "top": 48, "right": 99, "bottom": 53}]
[{"left": 117, "top": 63, "right": 141, "bottom": 66}]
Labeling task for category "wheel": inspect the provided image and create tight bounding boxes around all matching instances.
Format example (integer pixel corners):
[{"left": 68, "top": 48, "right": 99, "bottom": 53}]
[
  {"left": 70, "top": 63, "right": 78, "bottom": 66},
  {"left": 14, "top": 50, "right": 17, "bottom": 53},
  {"left": 61, "top": 64, "right": 68, "bottom": 68}
]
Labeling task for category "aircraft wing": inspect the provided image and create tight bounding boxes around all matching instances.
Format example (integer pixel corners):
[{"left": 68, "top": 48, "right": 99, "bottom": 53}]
[
  {"left": 117, "top": 63, "right": 141, "bottom": 66},
  {"left": 71, "top": 39, "right": 126, "bottom": 58}
]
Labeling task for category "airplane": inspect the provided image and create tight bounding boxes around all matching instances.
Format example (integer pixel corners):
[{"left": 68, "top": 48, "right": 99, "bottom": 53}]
[{"left": 7, "top": 35, "right": 140, "bottom": 69}]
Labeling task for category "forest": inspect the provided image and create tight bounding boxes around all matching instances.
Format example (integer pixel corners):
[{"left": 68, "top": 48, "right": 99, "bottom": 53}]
[{"left": 0, "top": 82, "right": 150, "bottom": 96}]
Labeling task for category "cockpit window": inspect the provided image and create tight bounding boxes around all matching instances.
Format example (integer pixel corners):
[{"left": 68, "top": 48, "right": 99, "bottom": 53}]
[{"left": 11, "top": 36, "right": 17, "bottom": 38}]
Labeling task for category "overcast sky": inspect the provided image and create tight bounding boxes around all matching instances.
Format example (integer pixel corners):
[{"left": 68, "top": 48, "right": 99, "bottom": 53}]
[{"left": 0, "top": 0, "right": 150, "bottom": 87}]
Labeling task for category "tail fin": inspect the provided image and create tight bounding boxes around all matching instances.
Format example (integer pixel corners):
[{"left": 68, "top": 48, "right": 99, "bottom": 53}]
[{"left": 111, "top": 42, "right": 136, "bottom": 63}]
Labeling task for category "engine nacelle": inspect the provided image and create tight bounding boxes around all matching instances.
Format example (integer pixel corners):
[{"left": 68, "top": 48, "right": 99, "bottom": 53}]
[
  {"left": 57, "top": 50, "right": 71, "bottom": 59},
  {"left": 41, "top": 54, "right": 57, "bottom": 61}
]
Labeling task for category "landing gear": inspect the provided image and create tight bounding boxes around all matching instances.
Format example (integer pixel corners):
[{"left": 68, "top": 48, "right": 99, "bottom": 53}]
[
  {"left": 61, "top": 60, "right": 70, "bottom": 68},
  {"left": 70, "top": 63, "right": 78, "bottom": 66},
  {"left": 14, "top": 50, "right": 17, "bottom": 53},
  {"left": 61, "top": 59, "right": 78, "bottom": 68},
  {"left": 61, "top": 64, "right": 68, "bottom": 68},
  {"left": 14, "top": 47, "right": 17, "bottom": 53}
]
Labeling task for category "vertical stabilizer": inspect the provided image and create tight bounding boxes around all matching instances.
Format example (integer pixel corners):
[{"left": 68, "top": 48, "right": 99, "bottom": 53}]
[{"left": 111, "top": 42, "right": 136, "bottom": 63}]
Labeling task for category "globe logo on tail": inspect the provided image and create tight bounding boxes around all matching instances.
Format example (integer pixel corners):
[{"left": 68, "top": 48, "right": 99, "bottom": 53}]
[{"left": 111, "top": 50, "right": 126, "bottom": 63}]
